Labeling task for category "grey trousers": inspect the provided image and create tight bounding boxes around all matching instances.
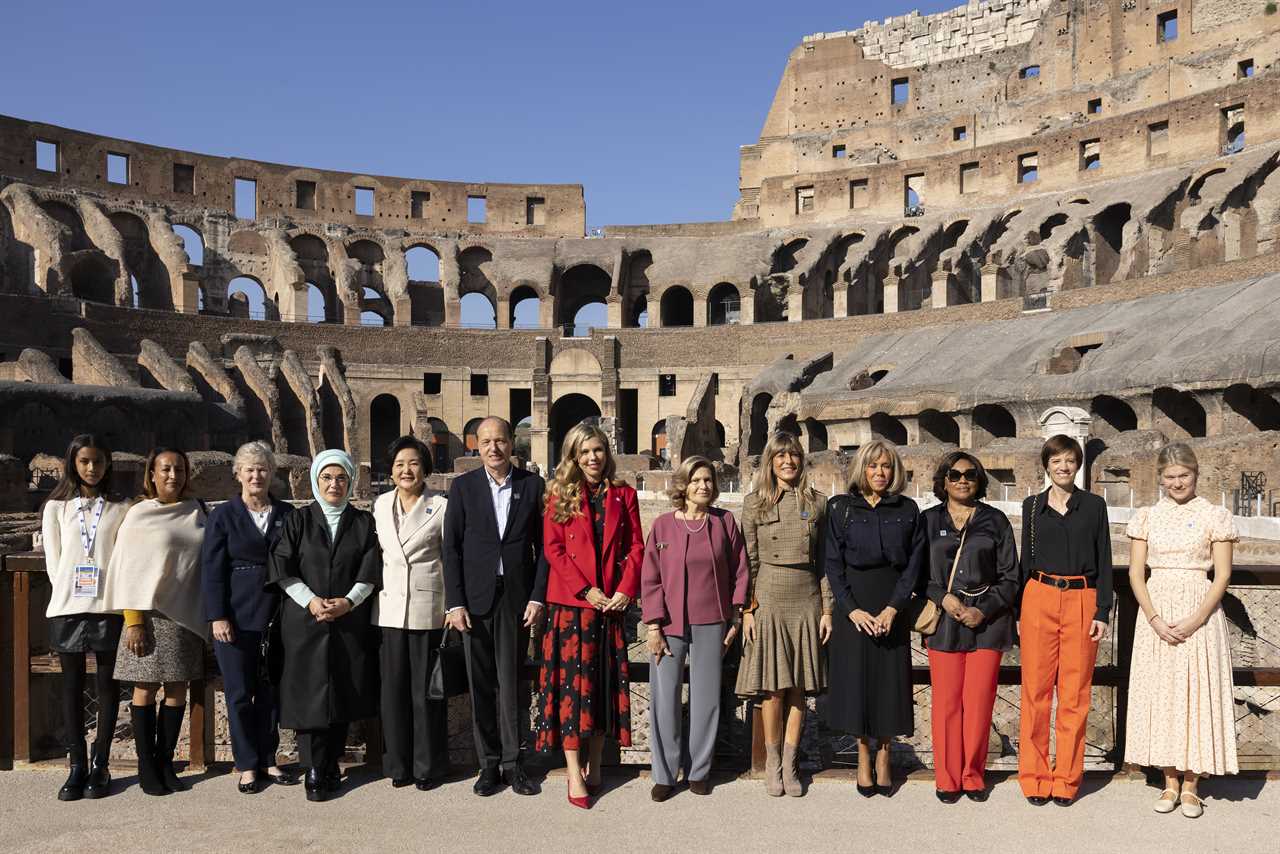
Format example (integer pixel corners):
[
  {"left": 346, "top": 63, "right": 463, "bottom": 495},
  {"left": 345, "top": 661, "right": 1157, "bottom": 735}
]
[{"left": 649, "top": 622, "right": 726, "bottom": 786}]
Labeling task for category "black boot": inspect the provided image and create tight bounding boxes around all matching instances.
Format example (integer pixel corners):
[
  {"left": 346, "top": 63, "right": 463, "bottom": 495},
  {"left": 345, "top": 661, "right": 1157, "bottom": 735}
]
[
  {"left": 84, "top": 738, "right": 112, "bottom": 799},
  {"left": 304, "top": 768, "right": 329, "bottom": 802},
  {"left": 155, "top": 704, "right": 187, "bottom": 792},
  {"left": 129, "top": 705, "right": 168, "bottom": 796},
  {"left": 57, "top": 742, "right": 88, "bottom": 801}
]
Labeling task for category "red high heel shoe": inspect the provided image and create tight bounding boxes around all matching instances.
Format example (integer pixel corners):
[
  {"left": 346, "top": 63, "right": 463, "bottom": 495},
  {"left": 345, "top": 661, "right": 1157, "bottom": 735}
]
[{"left": 567, "top": 779, "right": 592, "bottom": 810}]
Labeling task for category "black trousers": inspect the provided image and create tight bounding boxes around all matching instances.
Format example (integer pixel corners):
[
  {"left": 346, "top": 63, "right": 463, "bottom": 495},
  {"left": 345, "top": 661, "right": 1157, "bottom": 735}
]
[
  {"left": 213, "top": 631, "right": 280, "bottom": 772},
  {"left": 463, "top": 579, "right": 529, "bottom": 772},
  {"left": 380, "top": 627, "right": 449, "bottom": 781},
  {"left": 297, "top": 723, "right": 349, "bottom": 772},
  {"left": 58, "top": 649, "right": 119, "bottom": 759}
]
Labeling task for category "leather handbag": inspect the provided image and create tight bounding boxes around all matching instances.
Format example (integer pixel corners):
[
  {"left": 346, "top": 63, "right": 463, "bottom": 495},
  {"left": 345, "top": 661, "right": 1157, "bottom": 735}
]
[
  {"left": 912, "top": 526, "right": 968, "bottom": 636},
  {"left": 427, "top": 627, "right": 469, "bottom": 701}
]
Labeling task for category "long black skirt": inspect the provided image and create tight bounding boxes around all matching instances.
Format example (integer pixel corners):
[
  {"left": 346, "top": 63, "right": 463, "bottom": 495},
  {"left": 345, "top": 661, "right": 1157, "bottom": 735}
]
[{"left": 825, "top": 564, "right": 914, "bottom": 738}]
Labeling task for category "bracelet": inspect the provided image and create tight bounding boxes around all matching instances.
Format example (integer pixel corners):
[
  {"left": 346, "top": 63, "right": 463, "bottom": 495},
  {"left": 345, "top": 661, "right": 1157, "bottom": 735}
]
[{"left": 1148, "top": 613, "right": 1161, "bottom": 624}]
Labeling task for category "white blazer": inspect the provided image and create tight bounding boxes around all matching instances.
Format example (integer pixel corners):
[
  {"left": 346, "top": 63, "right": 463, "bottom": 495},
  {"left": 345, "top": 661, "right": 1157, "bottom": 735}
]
[
  {"left": 42, "top": 497, "right": 130, "bottom": 619},
  {"left": 372, "top": 490, "right": 448, "bottom": 630}
]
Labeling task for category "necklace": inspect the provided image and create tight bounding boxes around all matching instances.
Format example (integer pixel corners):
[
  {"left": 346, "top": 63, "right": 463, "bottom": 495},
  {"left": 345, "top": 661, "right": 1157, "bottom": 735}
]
[
  {"left": 681, "top": 511, "right": 708, "bottom": 533},
  {"left": 948, "top": 503, "right": 976, "bottom": 529}
]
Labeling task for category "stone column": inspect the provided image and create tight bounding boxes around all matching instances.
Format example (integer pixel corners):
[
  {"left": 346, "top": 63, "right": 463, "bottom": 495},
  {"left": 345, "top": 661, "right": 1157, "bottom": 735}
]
[
  {"left": 496, "top": 297, "right": 511, "bottom": 329},
  {"left": 606, "top": 297, "right": 622, "bottom": 329},
  {"left": 174, "top": 271, "right": 201, "bottom": 315},
  {"left": 980, "top": 265, "right": 998, "bottom": 302},
  {"left": 787, "top": 288, "right": 804, "bottom": 322},
  {"left": 394, "top": 297, "right": 413, "bottom": 326},
  {"left": 882, "top": 276, "right": 901, "bottom": 314},
  {"left": 931, "top": 271, "right": 951, "bottom": 309},
  {"left": 833, "top": 285, "right": 848, "bottom": 318},
  {"left": 738, "top": 293, "right": 755, "bottom": 325},
  {"left": 693, "top": 297, "right": 708, "bottom": 328},
  {"left": 1038, "top": 405, "right": 1092, "bottom": 488}
]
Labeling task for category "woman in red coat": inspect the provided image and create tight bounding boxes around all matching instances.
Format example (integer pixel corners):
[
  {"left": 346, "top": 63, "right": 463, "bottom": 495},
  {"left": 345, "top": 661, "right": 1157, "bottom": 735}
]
[{"left": 536, "top": 422, "right": 644, "bottom": 808}]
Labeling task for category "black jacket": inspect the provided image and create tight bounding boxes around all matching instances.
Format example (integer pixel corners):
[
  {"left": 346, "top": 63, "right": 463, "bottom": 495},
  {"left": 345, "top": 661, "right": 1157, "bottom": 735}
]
[
  {"left": 201, "top": 495, "right": 292, "bottom": 632},
  {"left": 442, "top": 466, "right": 548, "bottom": 614},
  {"left": 923, "top": 502, "right": 1019, "bottom": 652},
  {"left": 267, "top": 502, "right": 382, "bottom": 730},
  {"left": 824, "top": 492, "right": 927, "bottom": 616}
]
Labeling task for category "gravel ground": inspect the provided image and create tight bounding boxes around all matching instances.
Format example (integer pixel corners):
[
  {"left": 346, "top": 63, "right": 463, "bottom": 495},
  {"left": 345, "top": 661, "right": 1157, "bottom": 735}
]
[{"left": 1, "top": 767, "right": 1275, "bottom": 854}]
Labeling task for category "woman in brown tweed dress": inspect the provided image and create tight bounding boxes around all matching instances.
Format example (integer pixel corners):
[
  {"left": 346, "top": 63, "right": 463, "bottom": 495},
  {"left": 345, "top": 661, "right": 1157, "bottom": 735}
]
[{"left": 736, "top": 432, "right": 832, "bottom": 797}]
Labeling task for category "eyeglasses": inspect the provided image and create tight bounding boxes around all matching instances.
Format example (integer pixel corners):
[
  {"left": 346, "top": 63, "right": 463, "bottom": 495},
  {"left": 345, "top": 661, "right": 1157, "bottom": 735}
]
[
  {"left": 318, "top": 474, "right": 350, "bottom": 486},
  {"left": 946, "top": 469, "right": 978, "bottom": 483}
]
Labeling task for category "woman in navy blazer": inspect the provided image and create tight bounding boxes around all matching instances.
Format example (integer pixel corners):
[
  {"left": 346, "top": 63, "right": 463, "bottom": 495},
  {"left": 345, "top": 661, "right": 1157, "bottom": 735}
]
[{"left": 200, "top": 441, "right": 299, "bottom": 794}]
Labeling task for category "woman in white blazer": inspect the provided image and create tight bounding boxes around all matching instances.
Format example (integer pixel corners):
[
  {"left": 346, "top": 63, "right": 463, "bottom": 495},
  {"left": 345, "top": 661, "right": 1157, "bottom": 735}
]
[{"left": 373, "top": 435, "right": 450, "bottom": 789}]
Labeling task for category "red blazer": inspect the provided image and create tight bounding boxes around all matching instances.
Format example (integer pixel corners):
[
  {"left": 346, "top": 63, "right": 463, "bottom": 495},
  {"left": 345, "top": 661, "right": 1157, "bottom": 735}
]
[{"left": 543, "top": 482, "right": 644, "bottom": 607}]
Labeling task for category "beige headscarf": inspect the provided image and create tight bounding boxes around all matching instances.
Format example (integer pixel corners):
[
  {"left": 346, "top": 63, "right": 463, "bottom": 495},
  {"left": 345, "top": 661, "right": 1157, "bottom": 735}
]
[{"left": 101, "top": 497, "right": 209, "bottom": 639}]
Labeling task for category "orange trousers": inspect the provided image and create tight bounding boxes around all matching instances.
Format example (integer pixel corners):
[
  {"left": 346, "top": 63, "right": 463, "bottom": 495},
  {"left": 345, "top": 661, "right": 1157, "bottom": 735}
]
[
  {"left": 928, "top": 647, "right": 1002, "bottom": 793},
  {"left": 1017, "top": 576, "right": 1099, "bottom": 799}
]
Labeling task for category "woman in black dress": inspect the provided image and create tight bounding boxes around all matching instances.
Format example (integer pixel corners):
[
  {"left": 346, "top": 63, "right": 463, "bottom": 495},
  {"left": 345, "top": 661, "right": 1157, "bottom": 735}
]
[
  {"left": 268, "top": 449, "right": 381, "bottom": 802},
  {"left": 824, "top": 439, "right": 925, "bottom": 797}
]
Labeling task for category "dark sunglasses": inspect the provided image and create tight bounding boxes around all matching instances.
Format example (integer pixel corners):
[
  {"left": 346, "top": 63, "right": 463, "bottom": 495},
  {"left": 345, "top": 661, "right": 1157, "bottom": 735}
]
[{"left": 946, "top": 468, "right": 978, "bottom": 483}]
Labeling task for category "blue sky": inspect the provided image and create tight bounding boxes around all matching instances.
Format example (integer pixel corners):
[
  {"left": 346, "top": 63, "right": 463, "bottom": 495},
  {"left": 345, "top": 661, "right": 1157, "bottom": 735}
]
[{"left": 5, "top": 0, "right": 955, "bottom": 323}]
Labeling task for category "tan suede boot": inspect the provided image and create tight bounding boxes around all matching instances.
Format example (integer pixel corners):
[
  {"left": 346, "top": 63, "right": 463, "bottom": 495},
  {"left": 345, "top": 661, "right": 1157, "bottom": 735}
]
[
  {"left": 781, "top": 743, "right": 803, "bottom": 797},
  {"left": 764, "top": 742, "right": 784, "bottom": 796}
]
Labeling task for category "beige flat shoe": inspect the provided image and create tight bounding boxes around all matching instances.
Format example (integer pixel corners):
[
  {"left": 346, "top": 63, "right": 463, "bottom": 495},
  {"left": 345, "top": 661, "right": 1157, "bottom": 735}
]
[
  {"left": 1153, "top": 789, "right": 1179, "bottom": 814},
  {"left": 1179, "top": 792, "right": 1204, "bottom": 819}
]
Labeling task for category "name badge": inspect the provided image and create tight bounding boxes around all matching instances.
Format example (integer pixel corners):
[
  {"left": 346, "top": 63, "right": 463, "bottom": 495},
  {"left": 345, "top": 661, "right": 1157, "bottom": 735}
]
[
  {"left": 800, "top": 510, "right": 811, "bottom": 520},
  {"left": 940, "top": 530, "right": 949, "bottom": 537},
  {"left": 73, "top": 561, "right": 101, "bottom": 599},
  {"left": 656, "top": 541, "right": 669, "bottom": 551},
  {"left": 512, "top": 493, "right": 521, "bottom": 500}
]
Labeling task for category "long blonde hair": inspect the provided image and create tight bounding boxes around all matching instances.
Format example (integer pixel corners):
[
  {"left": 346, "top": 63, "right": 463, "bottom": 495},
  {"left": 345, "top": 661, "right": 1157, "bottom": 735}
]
[
  {"left": 545, "top": 423, "right": 620, "bottom": 524},
  {"left": 750, "top": 431, "right": 820, "bottom": 516}
]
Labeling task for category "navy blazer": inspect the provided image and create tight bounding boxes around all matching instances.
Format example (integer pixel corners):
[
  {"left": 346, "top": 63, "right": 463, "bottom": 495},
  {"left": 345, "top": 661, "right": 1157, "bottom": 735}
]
[
  {"left": 442, "top": 466, "right": 548, "bottom": 615},
  {"left": 824, "top": 491, "right": 927, "bottom": 616},
  {"left": 201, "top": 495, "right": 292, "bottom": 632}
]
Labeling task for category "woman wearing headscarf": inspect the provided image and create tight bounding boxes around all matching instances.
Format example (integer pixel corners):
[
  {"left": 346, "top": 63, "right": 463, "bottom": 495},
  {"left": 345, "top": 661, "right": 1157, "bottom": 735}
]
[
  {"left": 101, "top": 447, "right": 208, "bottom": 796},
  {"left": 268, "top": 450, "right": 382, "bottom": 802}
]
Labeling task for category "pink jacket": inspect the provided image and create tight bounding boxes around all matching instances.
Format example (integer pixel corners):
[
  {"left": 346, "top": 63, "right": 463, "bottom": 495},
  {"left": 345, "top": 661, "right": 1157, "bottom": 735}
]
[{"left": 640, "top": 508, "right": 750, "bottom": 637}]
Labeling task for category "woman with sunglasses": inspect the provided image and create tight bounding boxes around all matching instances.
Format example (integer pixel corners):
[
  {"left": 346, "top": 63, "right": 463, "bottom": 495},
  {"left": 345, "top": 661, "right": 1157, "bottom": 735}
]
[
  {"left": 269, "top": 450, "right": 382, "bottom": 801},
  {"left": 922, "top": 451, "right": 1018, "bottom": 803}
]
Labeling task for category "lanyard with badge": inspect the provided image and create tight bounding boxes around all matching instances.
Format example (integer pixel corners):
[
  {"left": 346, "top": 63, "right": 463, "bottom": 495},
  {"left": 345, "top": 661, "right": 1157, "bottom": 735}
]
[{"left": 73, "top": 496, "right": 106, "bottom": 599}]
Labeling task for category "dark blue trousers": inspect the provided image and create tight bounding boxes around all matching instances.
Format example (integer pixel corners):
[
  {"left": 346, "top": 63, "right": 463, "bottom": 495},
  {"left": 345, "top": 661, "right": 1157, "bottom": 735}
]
[{"left": 214, "top": 631, "right": 280, "bottom": 772}]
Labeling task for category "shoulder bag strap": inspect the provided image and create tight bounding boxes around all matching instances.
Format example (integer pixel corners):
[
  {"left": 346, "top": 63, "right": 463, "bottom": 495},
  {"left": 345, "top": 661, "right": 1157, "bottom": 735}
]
[{"left": 944, "top": 526, "right": 968, "bottom": 595}]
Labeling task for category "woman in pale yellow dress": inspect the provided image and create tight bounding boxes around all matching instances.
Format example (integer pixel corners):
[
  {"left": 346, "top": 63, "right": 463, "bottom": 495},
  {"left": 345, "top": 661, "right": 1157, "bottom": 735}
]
[{"left": 1124, "top": 443, "right": 1237, "bottom": 819}]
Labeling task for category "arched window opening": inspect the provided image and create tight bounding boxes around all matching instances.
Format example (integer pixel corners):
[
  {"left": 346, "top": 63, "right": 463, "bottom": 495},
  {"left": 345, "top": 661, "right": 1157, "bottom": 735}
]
[
  {"left": 708, "top": 283, "right": 741, "bottom": 326},
  {"left": 1090, "top": 395, "right": 1138, "bottom": 437},
  {"left": 406, "top": 245, "right": 441, "bottom": 283},
  {"left": 869, "top": 412, "right": 908, "bottom": 446},
  {"left": 918, "top": 409, "right": 960, "bottom": 445},
  {"left": 804, "top": 418, "right": 828, "bottom": 452},
  {"left": 972, "top": 404, "right": 1017, "bottom": 447},
  {"left": 748, "top": 394, "right": 772, "bottom": 456},
  {"left": 651, "top": 420, "right": 669, "bottom": 463},
  {"left": 227, "top": 276, "right": 271, "bottom": 320},
  {"left": 550, "top": 394, "right": 602, "bottom": 464},
  {"left": 510, "top": 285, "right": 541, "bottom": 329},
  {"left": 369, "top": 394, "right": 401, "bottom": 474},
  {"left": 1152, "top": 387, "right": 1206, "bottom": 439},
  {"left": 659, "top": 286, "right": 694, "bottom": 327},
  {"left": 459, "top": 292, "right": 497, "bottom": 329},
  {"left": 173, "top": 225, "right": 204, "bottom": 266},
  {"left": 558, "top": 264, "right": 611, "bottom": 335}
]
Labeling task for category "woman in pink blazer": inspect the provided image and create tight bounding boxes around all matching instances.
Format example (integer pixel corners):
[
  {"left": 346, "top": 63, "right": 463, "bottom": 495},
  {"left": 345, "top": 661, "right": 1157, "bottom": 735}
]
[{"left": 641, "top": 455, "right": 749, "bottom": 801}]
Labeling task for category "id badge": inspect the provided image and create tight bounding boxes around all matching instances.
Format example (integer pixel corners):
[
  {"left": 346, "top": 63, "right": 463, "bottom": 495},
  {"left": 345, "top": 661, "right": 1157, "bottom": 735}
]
[{"left": 73, "top": 562, "right": 101, "bottom": 599}]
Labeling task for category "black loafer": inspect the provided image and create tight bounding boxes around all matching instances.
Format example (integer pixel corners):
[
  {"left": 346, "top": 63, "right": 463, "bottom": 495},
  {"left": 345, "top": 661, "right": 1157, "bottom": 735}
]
[
  {"left": 1053, "top": 796, "right": 1073, "bottom": 807},
  {"left": 1027, "top": 796, "right": 1050, "bottom": 806},
  {"left": 474, "top": 769, "right": 502, "bottom": 797},
  {"left": 264, "top": 769, "right": 301, "bottom": 787},
  {"left": 965, "top": 789, "right": 989, "bottom": 802},
  {"left": 650, "top": 783, "right": 674, "bottom": 802},
  {"left": 415, "top": 777, "right": 439, "bottom": 791},
  {"left": 688, "top": 778, "right": 711, "bottom": 796},
  {"left": 505, "top": 765, "right": 538, "bottom": 796},
  {"left": 390, "top": 777, "right": 414, "bottom": 788},
  {"left": 238, "top": 778, "right": 261, "bottom": 795},
  {"left": 936, "top": 789, "right": 962, "bottom": 804}
]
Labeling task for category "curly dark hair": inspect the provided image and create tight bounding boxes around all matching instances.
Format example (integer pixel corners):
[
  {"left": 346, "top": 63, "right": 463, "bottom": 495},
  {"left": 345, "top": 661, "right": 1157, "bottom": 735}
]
[{"left": 931, "top": 451, "right": 989, "bottom": 502}]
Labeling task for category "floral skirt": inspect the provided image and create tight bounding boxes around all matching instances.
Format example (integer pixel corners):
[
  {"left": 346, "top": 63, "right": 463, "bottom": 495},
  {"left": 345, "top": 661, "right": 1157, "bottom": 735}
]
[{"left": 534, "top": 604, "right": 631, "bottom": 752}]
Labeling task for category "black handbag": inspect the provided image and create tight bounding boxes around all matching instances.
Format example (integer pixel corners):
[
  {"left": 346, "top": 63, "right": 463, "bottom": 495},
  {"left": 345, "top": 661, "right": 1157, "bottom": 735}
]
[
  {"left": 258, "top": 603, "right": 285, "bottom": 685},
  {"left": 427, "top": 628, "right": 469, "bottom": 701}
]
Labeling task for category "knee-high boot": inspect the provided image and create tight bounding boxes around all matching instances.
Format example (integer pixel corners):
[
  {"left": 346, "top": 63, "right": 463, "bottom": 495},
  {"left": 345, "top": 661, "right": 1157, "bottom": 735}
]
[
  {"left": 129, "top": 704, "right": 168, "bottom": 796},
  {"left": 156, "top": 704, "right": 188, "bottom": 792}
]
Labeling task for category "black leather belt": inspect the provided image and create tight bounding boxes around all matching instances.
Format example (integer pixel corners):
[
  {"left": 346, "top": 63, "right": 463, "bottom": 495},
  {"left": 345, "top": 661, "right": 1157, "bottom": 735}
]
[{"left": 1031, "top": 570, "right": 1095, "bottom": 590}]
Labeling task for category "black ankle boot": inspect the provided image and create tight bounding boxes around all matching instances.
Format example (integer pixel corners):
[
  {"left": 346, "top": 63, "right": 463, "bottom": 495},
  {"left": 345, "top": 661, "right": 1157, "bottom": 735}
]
[
  {"left": 305, "top": 768, "right": 329, "bottom": 802},
  {"left": 57, "top": 743, "right": 88, "bottom": 801},
  {"left": 84, "top": 741, "right": 112, "bottom": 799},
  {"left": 129, "top": 705, "right": 168, "bottom": 796},
  {"left": 155, "top": 705, "right": 187, "bottom": 792}
]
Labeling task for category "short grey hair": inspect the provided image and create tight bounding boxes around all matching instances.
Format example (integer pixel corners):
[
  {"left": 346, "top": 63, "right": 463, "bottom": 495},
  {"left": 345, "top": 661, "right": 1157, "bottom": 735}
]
[{"left": 233, "top": 440, "right": 276, "bottom": 476}]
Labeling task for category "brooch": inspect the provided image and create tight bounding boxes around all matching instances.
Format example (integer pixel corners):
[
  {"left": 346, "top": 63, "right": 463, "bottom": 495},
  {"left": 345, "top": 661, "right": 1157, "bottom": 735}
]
[{"left": 656, "top": 542, "right": 669, "bottom": 551}]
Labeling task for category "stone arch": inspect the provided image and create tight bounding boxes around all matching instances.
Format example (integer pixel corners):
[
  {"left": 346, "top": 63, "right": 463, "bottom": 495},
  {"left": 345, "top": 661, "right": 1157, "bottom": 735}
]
[
  {"left": 369, "top": 393, "right": 401, "bottom": 473},
  {"left": 770, "top": 238, "right": 808, "bottom": 274},
  {"left": 1092, "top": 203, "right": 1131, "bottom": 285},
  {"left": 659, "top": 285, "right": 694, "bottom": 327},
  {"left": 1152, "top": 387, "right": 1206, "bottom": 438},
  {"left": 804, "top": 418, "right": 828, "bottom": 452},
  {"left": 39, "top": 200, "right": 93, "bottom": 251},
  {"left": 458, "top": 246, "right": 497, "bottom": 327},
  {"left": 227, "top": 275, "right": 274, "bottom": 320},
  {"left": 753, "top": 279, "right": 786, "bottom": 323},
  {"left": 69, "top": 255, "right": 116, "bottom": 304},
  {"left": 227, "top": 230, "right": 268, "bottom": 256},
  {"left": 463, "top": 417, "right": 486, "bottom": 454},
  {"left": 109, "top": 211, "right": 170, "bottom": 310},
  {"left": 1038, "top": 213, "right": 1069, "bottom": 241},
  {"left": 651, "top": 419, "right": 669, "bottom": 461},
  {"left": 1090, "top": 395, "right": 1138, "bottom": 437},
  {"left": 1224, "top": 383, "right": 1280, "bottom": 431},
  {"left": 549, "top": 393, "right": 601, "bottom": 464},
  {"left": 972, "top": 403, "right": 1017, "bottom": 447},
  {"left": 173, "top": 224, "right": 204, "bottom": 266},
  {"left": 459, "top": 292, "right": 497, "bottom": 328},
  {"left": 92, "top": 404, "right": 142, "bottom": 454},
  {"left": 1188, "top": 168, "right": 1227, "bottom": 205},
  {"left": 510, "top": 283, "right": 542, "bottom": 329},
  {"left": 747, "top": 393, "right": 772, "bottom": 455},
  {"left": 918, "top": 409, "right": 959, "bottom": 445},
  {"left": 557, "top": 264, "right": 611, "bottom": 332},
  {"left": 425, "top": 416, "right": 456, "bottom": 474},
  {"left": 707, "top": 282, "right": 740, "bottom": 326},
  {"left": 870, "top": 412, "right": 908, "bottom": 446},
  {"left": 621, "top": 250, "right": 652, "bottom": 328},
  {"left": 405, "top": 244, "right": 441, "bottom": 283}
]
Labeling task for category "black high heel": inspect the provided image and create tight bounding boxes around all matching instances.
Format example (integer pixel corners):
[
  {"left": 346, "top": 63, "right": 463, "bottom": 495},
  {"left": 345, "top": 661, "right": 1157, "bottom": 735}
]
[{"left": 856, "top": 782, "right": 878, "bottom": 798}]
